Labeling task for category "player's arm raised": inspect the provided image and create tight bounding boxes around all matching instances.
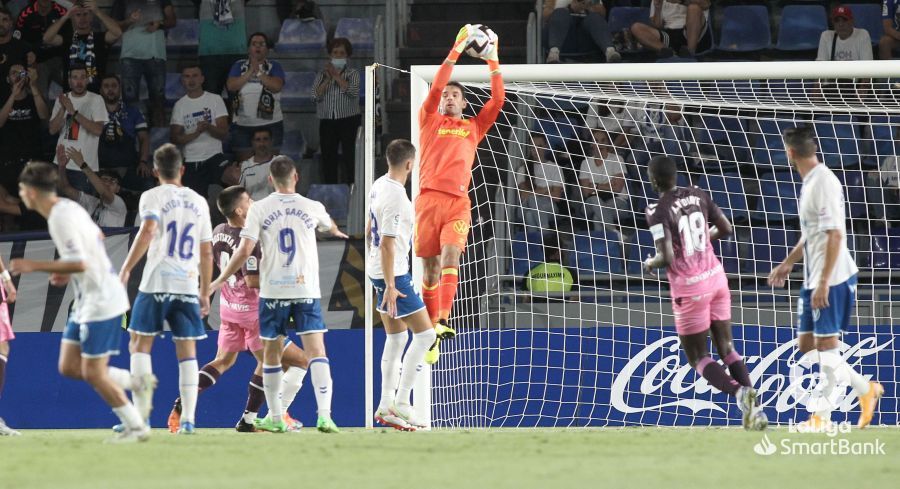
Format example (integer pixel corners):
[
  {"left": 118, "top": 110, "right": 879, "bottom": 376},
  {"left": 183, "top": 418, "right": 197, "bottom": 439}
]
[
  {"left": 474, "top": 35, "right": 505, "bottom": 130},
  {"left": 421, "top": 25, "right": 472, "bottom": 116}
]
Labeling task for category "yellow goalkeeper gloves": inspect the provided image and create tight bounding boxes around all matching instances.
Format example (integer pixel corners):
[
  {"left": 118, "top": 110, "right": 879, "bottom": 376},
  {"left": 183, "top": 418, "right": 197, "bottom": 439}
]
[{"left": 448, "top": 24, "right": 473, "bottom": 62}]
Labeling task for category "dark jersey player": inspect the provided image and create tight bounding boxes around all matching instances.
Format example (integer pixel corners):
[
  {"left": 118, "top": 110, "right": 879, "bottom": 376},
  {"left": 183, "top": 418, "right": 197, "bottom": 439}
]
[{"left": 642, "top": 155, "right": 767, "bottom": 431}]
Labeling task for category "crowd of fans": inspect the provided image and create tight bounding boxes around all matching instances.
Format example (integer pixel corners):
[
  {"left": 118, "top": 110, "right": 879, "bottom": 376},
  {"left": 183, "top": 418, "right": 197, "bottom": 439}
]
[{"left": 0, "top": 0, "right": 361, "bottom": 233}]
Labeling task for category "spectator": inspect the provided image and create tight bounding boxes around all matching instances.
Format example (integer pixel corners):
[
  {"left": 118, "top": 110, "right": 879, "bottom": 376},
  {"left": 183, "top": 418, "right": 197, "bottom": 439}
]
[
  {"left": 525, "top": 234, "right": 573, "bottom": 293},
  {"left": 313, "top": 37, "right": 360, "bottom": 184},
  {"left": 225, "top": 32, "right": 285, "bottom": 162},
  {"left": 56, "top": 145, "right": 127, "bottom": 227},
  {"left": 48, "top": 63, "right": 107, "bottom": 194},
  {"left": 0, "top": 6, "right": 34, "bottom": 96},
  {"left": 42, "top": 0, "right": 122, "bottom": 93},
  {"left": 578, "top": 128, "right": 630, "bottom": 232},
  {"left": 516, "top": 133, "right": 565, "bottom": 229},
  {"left": 817, "top": 6, "right": 872, "bottom": 61},
  {"left": 543, "top": 0, "right": 620, "bottom": 63},
  {"left": 873, "top": 150, "right": 900, "bottom": 222},
  {"left": 198, "top": 0, "right": 247, "bottom": 96},
  {"left": 111, "top": 0, "right": 177, "bottom": 127},
  {"left": 880, "top": 0, "right": 900, "bottom": 59},
  {"left": 630, "top": 0, "right": 711, "bottom": 58},
  {"left": 222, "top": 126, "right": 279, "bottom": 200},
  {"left": 0, "top": 184, "right": 45, "bottom": 231},
  {"left": 170, "top": 64, "right": 229, "bottom": 197},
  {"left": 585, "top": 101, "right": 629, "bottom": 147},
  {"left": 0, "top": 63, "right": 49, "bottom": 196},
  {"left": 97, "top": 73, "right": 152, "bottom": 192},
  {"left": 14, "top": 0, "right": 67, "bottom": 99}
]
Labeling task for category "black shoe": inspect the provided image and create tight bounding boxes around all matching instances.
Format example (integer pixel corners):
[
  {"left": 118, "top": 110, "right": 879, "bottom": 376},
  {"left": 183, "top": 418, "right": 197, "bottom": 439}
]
[
  {"left": 235, "top": 417, "right": 257, "bottom": 433},
  {"left": 658, "top": 47, "right": 674, "bottom": 59}
]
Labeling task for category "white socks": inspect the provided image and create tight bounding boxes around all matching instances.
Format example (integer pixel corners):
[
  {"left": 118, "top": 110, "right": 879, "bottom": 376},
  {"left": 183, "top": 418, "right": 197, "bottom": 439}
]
[
  {"left": 112, "top": 403, "right": 144, "bottom": 430},
  {"left": 280, "top": 366, "right": 307, "bottom": 413},
  {"left": 107, "top": 367, "right": 133, "bottom": 390},
  {"left": 130, "top": 352, "right": 153, "bottom": 417},
  {"left": 178, "top": 358, "right": 199, "bottom": 425},
  {"left": 263, "top": 364, "right": 284, "bottom": 422},
  {"left": 379, "top": 331, "right": 408, "bottom": 410},
  {"left": 815, "top": 348, "right": 872, "bottom": 419},
  {"left": 309, "top": 357, "right": 333, "bottom": 418},
  {"left": 396, "top": 329, "right": 436, "bottom": 406}
]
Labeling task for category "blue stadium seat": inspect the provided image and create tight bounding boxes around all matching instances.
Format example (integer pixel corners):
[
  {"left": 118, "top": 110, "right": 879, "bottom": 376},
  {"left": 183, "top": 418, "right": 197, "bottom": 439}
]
[
  {"left": 281, "top": 72, "right": 317, "bottom": 109},
  {"left": 713, "top": 238, "right": 741, "bottom": 274},
  {"left": 848, "top": 3, "right": 883, "bottom": 45},
  {"left": 608, "top": 6, "right": 650, "bottom": 33},
  {"left": 571, "top": 231, "right": 624, "bottom": 275},
  {"left": 752, "top": 117, "right": 801, "bottom": 171},
  {"left": 166, "top": 19, "right": 199, "bottom": 53},
  {"left": 165, "top": 73, "right": 185, "bottom": 106},
  {"left": 276, "top": 19, "right": 327, "bottom": 54},
  {"left": 717, "top": 5, "right": 772, "bottom": 52},
  {"left": 869, "top": 227, "right": 900, "bottom": 270},
  {"left": 510, "top": 232, "right": 546, "bottom": 276},
  {"left": 744, "top": 228, "right": 801, "bottom": 274},
  {"left": 149, "top": 127, "right": 169, "bottom": 154},
  {"left": 775, "top": 5, "right": 827, "bottom": 51},
  {"left": 536, "top": 116, "right": 578, "bottom": 152},
  {"left": 834, "top": 169, "right": 866, "bottom": 219},
  {"left": 279, "top": 130, "right": 307, "bottom": 159},
  {"left": 696, "top": 115, "right": 750, "bottom": 166},
  {"left": 307, "top": 184, "right": 350, "bottom": 220},
  {"left": 334, "top": 18, "right": 375, "bottom": 52},
  {"left": 754, "top": 172, "right": 801, "bottom": 223},
  {"left": 867, "top": 115, "right": 900, "bottom": 168},
  {"left": 813, "top": 115, "right": 861, "bottom": 168},
  {"left": 699, "top": 173, "right": 750, "bottom": 223},
  {"left": 627, "top": 229, "right": 656, "bottom": 274}
]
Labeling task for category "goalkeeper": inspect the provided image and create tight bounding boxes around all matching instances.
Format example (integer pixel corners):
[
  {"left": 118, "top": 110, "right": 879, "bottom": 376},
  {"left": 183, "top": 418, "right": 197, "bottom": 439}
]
[{"left": 415, "top": 25, "right": 505, "bottom": 355}]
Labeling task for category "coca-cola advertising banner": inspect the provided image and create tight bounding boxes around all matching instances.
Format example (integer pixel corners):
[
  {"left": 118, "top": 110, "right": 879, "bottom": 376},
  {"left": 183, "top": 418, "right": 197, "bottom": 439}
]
[{"left": 437, "top": 325, "right": 896, "bottom": 427}]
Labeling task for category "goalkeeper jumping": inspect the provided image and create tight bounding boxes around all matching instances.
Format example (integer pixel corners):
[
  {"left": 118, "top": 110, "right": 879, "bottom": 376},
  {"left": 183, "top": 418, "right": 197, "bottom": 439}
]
[{"left": 415, "top": 25, "right": 505, "bottom": 363}]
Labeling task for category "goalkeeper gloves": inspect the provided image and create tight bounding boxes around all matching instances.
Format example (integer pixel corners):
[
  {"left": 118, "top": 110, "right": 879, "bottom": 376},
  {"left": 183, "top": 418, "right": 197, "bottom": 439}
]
[{"left": 448, "top": 24, "right": 473, "bottom": 62}]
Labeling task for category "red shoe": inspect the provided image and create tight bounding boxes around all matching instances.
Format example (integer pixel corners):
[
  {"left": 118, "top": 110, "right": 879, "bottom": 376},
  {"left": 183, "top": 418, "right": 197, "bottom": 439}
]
[{"left": 167, "top": 398, "right": 182, "bottom": 434}]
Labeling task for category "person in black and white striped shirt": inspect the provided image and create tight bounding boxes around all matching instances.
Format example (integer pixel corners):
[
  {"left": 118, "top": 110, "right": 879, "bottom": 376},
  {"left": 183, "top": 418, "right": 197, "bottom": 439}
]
[{"left": 312, "top": 37, "right": 360, "bottom": 185}]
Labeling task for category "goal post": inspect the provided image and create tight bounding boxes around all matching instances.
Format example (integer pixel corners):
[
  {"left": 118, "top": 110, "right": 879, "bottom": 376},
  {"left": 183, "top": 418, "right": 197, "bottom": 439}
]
[{"left": 368, "top": 60, "right": 900, "bottom": 429}]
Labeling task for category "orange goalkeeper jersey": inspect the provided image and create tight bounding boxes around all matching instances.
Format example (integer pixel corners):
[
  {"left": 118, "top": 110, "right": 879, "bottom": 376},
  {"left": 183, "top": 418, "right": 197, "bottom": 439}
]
[{"left": 418, "top": 62, "right": 505, "bottom": 197}]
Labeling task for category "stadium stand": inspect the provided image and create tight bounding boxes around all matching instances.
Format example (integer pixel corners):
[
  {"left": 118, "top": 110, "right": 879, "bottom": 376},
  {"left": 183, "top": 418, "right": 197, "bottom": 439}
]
[
  {"left": 276, "top": 18, "right": 328, "bottom": 54},
  {"left": 774, "top": 4, "right": 828, "bottom": 52},
  {"left": 717, "top": 5, "right": 772, "bottom": 53}
]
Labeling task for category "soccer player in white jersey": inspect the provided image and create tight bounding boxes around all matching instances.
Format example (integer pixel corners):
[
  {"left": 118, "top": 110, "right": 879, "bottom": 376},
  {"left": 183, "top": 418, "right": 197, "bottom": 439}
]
[
  {"left": 769, "top": 127, "right": 883, "bottom": 430},
  {"left": 10, "top": 162, "right": 147, "bottom": 442},
  {"left": 212, "top": 157, "right": 348, "bottom": 433},
  {"left": 368, "top": 140, "right": 437, "bottom": 431},
  {"left": 119, "top": 143, "right": 214, "bottom": 435}
]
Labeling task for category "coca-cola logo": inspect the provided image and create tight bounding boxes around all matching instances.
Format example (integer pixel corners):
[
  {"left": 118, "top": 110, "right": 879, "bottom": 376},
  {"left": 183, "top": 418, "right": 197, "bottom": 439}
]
[{"left": 611, "top": 336, "right": 892, "bottom": 415}]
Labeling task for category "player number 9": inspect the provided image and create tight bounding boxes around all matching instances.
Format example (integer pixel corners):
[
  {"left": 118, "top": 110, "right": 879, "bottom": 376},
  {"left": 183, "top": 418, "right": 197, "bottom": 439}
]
[{"left": 278, "top": 228, "right": 297, "bottom": 266}]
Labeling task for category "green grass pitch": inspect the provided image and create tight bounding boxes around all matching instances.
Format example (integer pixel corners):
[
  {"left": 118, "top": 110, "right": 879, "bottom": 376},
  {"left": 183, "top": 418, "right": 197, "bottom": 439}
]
[{"left": 1, "top": 427, "right": 898, "bottom": 488}]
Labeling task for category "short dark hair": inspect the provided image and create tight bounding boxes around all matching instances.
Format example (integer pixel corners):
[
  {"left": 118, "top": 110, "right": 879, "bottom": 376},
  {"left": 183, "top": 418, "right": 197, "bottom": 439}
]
[
  {"left": 328, "top": 37, "right": 353, "bottom": 57},
  {"left": 217, "top": 186, "right": 248, "bottom": 218},
  {"left": 252, "top": 126, "right": 273, "bottom": 139},
  {"left": 782, "top": 126, "right": 817, "bottom": 158},
  {"left": 100, "top": 73, "right": 120, "bottom": 85},
  {"left": 96, "top": 170, "right": 121, "bottom": 184},
  {"left": 446, "top": 81, "right": 466, "bottom": 95},
  {"left": 386, "top": 139, "right": 415, "bottom": 167},
  {"left": 19, "top": 161, "right": 58, "bottom": 193},
  {"left": 153, "top": 143, "right": 183, "bottom": 179},
  {"left": 269, "top": 156, "right": 297, "bottom": 184},
  {"left": 648, "top": 155, "right": 677, "bottom": 190},
  {"left": 247, "top": 32, "right": 271, "bottom": 47},
  {"left": 69, "top": 62, "right": 88, "bottom": 76},
  {"left": 180, "top": 63, "right": 203, "bottom": 74}
]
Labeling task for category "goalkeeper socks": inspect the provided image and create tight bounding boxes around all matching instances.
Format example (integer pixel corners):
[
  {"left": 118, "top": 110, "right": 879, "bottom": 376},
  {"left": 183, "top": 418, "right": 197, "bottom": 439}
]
[
  {"left": 178, "top": 358, "right": 199, "bottom": 424},
  {"left": 309, "top": 357, "right": 333, "bottom": 418},
  {"left": 396, "top": 329, "right": 437, "bottom": 405},
  {"left": 130, "top": 352, "right": 153, "bottom": 417},
  {"left": 280, "top": 366, "right": 307, "bottom": 412},
  {"left": 263, "top": 364, "right": 284, "bottom": 422},
  {"left": 112, "top": 402, "right": 145, "bottom": 431},
  {"left": 380, "top": 331, "right": 408, "bottom": 409},
  {"left": 243, "top": 375, "right": 265, "bottom": 423},
  {"left": 107, "top": 366, "right": 133, "bottom": 390},
  {"left": 723, "top": 351, "right": 752, "bottom": 387},
  {"left": 438, "top": 266, "right": 459, "bottom": 322},
  {"left": 696, "top": 356, "right": 740, "bottom": 395},
  {"left": 0, "top": 354, "right": 6, "bottom": 398},
  {"left": 422, "top": 282, "right": 440, "bottom": 324},
  {"left": 198, "top": 364, "right": 221, "bottom": 394}
]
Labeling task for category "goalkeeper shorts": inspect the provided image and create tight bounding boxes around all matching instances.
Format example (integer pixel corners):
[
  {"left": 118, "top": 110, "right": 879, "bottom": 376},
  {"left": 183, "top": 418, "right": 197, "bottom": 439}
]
[{"left": 414, "top": 190, "right": 471, "bottom": 257}]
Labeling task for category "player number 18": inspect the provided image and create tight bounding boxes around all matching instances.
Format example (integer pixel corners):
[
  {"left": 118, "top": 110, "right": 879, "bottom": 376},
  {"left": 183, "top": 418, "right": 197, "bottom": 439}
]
[{"left": 677, "top": 211, "right": 706, "bottom": 257}]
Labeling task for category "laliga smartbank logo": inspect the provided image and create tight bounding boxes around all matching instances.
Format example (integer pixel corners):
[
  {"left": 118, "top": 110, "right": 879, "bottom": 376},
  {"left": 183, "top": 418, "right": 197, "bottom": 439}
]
[{"left": 753, "top": 420, "right": 887, "bottom": 456}]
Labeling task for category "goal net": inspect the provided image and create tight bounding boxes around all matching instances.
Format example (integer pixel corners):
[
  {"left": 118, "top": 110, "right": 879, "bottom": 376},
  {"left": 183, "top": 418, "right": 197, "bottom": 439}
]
[{"left": 398, "top": 61, "right": 899, "bottom": 429}]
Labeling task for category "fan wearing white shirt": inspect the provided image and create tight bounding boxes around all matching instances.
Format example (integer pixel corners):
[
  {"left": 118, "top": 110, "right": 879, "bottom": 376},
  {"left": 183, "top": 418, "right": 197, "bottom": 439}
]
[
  {"left": 768, "top": 127, "right": 883, "bottom": 431},
  {"left": 10, "top": 162, "right": 146, "bottom": 443},
  {"left": 119, "top": 143, "right": 215, "bottom": 435},
  {"left": 55, "top": 145, "right": 127, "bottom": 227},
  {"left": 211, "top": 156, "right": 348, "bottom": 434},
  {"left": 368, "top": 139, "right": 436, "bottom": 431},
  {"left": 516, "top": 133, "right": 565, "bottom": 228},
  {"left": 579, "top": 128, "right": 630, "bottom": 232},
  {"left": 237, "top": 127, "right": 279, "bottom": 201},
  {"left": 630, "top": 0, "right": 711, "bottom": 58}
]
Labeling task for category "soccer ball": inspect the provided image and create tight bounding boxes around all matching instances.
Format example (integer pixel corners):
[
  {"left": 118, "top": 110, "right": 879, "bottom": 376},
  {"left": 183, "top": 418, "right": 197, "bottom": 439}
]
[{"left": 465, "top": 24, "right": 498, "bottom": 59}]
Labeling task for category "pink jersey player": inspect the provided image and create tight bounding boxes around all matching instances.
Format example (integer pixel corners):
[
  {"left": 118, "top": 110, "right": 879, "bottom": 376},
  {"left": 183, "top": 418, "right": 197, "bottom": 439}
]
[{"left": 213, "top": 223, "right": 263, "bottom": 352}]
